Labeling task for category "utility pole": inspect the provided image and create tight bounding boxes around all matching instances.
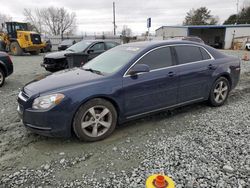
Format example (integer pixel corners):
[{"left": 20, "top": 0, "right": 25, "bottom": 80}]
[
  {"left": 113, "top": 2, "right": 116, "bottom": 36},
  {"left": 236, "top": 0, "right": 239, "bottom": 24}
]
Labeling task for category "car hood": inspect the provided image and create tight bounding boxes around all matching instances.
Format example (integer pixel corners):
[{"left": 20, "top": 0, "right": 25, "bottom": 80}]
[
  {"left": 24, "top": 68, "right": 104, "bottom": 95},
  {"left": 45, "top": 50, "right": 74, "bottom": 59}
]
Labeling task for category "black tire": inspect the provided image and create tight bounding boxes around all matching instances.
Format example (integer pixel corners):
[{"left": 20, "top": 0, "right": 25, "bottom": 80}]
[
  {"left": 30, "top": 50, "right": 40, "bottom": 55},
  {"left": 45, "top": 67, "right": 58, "bottom": 73},
  {"left": 10, "top": 42, "right": 23, "bottom": 56},
  {"left": 0, "top": 68, "right": 5, "bottom": 87},
  {"left": 73, "top": 98, "right": 117, "bottom": 142},
  {"left": 208, "top": 77, "right": 230, "bottom": 107}
]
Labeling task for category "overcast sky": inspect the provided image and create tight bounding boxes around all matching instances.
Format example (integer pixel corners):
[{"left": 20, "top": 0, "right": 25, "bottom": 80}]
[{"left": 0, "top": 0, "right": 249, "bottom": 35}]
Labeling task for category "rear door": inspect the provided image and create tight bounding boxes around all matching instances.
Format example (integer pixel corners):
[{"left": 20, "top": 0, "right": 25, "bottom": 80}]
[
  {"left": 174, "top": 45, "right": 215, "bottom": 103},
  {"left": 88, "top": 42, "right": 105, "bottom": 60},
  {"left": 122, "top": 46, "right": 179, "bottom": 118}
]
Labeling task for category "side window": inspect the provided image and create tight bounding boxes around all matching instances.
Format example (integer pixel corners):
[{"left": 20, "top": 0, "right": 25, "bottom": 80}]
[
  {"left": 175, "top": 46, "right": 203, "bottom": 64},
  {"left": 200, "top": 47, "right": 211, "bottom": 60},
  {"left": 106, "top": 42, "right": 118, "bottom": 50},
  {"left": 136, "top": 47, "right": 173, "bottom": 70},
  {"left": 90, "top": 43, "right": 105, "bottom": 52}
]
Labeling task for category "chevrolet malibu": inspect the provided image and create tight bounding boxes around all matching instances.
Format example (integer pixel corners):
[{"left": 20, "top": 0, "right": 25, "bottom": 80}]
[{"left": 17, "top": 41, "right": 241, "bottom": 141}]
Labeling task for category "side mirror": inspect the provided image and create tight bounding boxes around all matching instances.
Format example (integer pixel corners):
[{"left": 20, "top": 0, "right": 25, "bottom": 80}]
[
  {"left": 128, "top": 64, "right": 150, "bottom": 76},
  {"left": 87, "top": 49, "right": 94, "bottom": 54}
]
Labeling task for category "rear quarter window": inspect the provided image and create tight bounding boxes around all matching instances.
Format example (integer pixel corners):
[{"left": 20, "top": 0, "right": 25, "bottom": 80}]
[
  {"left": 200, "top": 47, "right": 211, "bottom": 60},
  {"left": 175, "top": 45, "right": 203, "bottom": 64}
]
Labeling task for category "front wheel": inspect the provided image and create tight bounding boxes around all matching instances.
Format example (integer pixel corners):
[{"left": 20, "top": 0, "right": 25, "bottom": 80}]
[
  {"left": 10, "top": 42, "right": 23, "bottom": 56},
  {"left": 30, "top": 50, "right": 40, "bottom": 55},
  {"left": 73, "top": 98, "right": 117, "bottom": 142},
  {"left": 208, "top": 77, "right": 230, "bottom": 107},
  {"left": 0, "top": 68, "right": 5, "bottom": 87}
]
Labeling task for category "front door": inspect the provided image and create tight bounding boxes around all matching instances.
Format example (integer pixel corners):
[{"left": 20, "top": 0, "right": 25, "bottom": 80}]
[{"left": 122, "top": 46, "right": 179, "bottom": 118}]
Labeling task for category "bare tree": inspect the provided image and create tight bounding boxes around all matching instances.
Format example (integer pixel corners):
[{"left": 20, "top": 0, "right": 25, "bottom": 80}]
[
  {"left": 0, "top": 13, "right": 12, "bottom": 31},
  {"left": 24, "top": 7, "right": 76, "bottom": 38},
  {"left": 121, "top": 25, "right": 132, "bottom": 37},
  {"left": 23, "top": 9, "right": 43, "bottom": 33}
]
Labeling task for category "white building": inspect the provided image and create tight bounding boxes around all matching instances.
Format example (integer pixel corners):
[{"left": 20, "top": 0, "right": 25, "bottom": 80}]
[{"left": 155, "top": 25, "right": 250, "bottom": 49}]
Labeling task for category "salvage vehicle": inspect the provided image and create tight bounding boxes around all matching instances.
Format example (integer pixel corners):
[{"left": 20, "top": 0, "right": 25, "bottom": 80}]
[
  {"left": 17, "top": 40, "right": 241, "bottom": 141},
  {"left": 0, "top": 22, "right": 45, "bottom": 55},
  {"left": 41, "top": 40, "right": 119, "bottom": 72},
  {"left": 0, "top": 52, "right": 13, "bottom": 87},
  {"left": 58, "top": 39, "right": 76, "bottom": 51}
]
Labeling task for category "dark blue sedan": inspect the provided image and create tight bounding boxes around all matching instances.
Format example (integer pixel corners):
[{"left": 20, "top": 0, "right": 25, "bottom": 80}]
[{"left": 17, "top": 41, "right": 241, "bottom": 141}]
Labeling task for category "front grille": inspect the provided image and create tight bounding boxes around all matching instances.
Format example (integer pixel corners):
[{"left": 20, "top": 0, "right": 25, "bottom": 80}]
[
  {"left": 44, "top": 58, "right": 55, "bottom": 65},
  {"left": 30, "top": 34, "right": 42, "bottom": 44}
]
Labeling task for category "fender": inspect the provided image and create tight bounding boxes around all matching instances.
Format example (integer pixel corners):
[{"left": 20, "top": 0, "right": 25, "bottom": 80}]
[{"left": 0, "top": 60, "right": 8, "bottom": 76}]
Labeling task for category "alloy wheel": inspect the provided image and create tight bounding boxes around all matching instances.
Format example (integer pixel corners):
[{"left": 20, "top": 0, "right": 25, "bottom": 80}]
[
  {"left": 80, "top": 105, "right": 112, "bottom": 138},
  {"left": 213, "top": 80, "right": 228, "bottom": 103}
]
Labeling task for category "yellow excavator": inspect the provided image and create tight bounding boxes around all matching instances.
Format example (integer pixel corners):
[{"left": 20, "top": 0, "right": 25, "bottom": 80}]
[{"left": 0, "top": 22, "right": 45, "bottom": 55}]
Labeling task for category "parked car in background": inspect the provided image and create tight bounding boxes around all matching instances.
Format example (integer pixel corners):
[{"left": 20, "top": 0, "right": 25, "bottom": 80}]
[
  {"left": 182, "top": 36, "right": 205, "bottom": 44},
  {"left": 245, "top": 42, "right": 250, "bottom": 50},
  {"left": 0, "top": 52, "right": 13, "bottom": 87},
  {"left": 18, "top": 40, "right": 240, "bottom": 141},
  {"left": 41, "top": 40, "right": 120, "bottom": 72},
  {"left": 58, "top": 39, "right": 76, "bottom": 51},
  {"left": 168, "top": 36, "right": 204, "bottom": 44}
]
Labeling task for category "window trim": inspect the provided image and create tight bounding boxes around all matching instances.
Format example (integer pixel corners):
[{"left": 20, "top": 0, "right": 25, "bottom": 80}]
[
  {"left": 89, "top": 42, "right": 105, "bottom": 52},
  {"left": 123, "top": 44, "right": 214, "bottom": 77}
]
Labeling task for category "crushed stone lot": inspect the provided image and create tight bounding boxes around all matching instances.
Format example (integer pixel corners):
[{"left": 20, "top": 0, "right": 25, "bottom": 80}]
[{"left": 0, "top": 50, "right": 250, "bottom": 188}]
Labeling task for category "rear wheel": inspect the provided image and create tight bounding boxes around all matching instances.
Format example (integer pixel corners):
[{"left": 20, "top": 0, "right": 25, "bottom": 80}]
[
  {"left": 208, "top": 77, "right": 230, "bottom": 107},
  {"left": 10, "top": 42, "right": 23, "bottom": 56},
  {"left": 73, "top": 98, "right": 117, "bottom": 142},
  {"left": 0, "top": 68, "right": 5, "bottom": 87}
]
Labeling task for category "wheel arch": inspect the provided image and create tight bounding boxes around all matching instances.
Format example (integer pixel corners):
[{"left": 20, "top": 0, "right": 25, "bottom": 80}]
[
  {"left": 217, "top": 73, "right": 232, "bottom": 90},
  {"left": 0, "top": 61, "right": 7, "bottom": 76}
]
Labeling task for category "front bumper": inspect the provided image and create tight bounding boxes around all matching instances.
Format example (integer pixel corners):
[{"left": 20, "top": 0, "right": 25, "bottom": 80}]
[{"left": 17, "top": 98, "right": 73, "bottom": 138}]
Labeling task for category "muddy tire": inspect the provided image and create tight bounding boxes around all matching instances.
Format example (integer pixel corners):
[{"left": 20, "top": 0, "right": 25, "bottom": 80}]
[
  {"left": 0, "top": 68, "right": 5, "bottom": 87},
  {"left": 10, "top": 42, "right": 23, "bottom": 56},
  {"left": 73, "top": 98, "right": 117, "bottom": 142},
  {"left": 208, "top": 77, "right": 230, "bottom": 107},
  {"left": 30, "top": 50, "right": 40, "bottom": 55}
]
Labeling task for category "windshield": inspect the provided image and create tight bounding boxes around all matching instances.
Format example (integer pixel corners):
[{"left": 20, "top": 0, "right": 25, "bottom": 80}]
[
  {"left": 83, "top": 46, "right": 143, "bottom": 74},
  {"left": 66, "top": 41, "right": 91, "bottom": 52},
  {"left": 15, "top": 23, "right": 28, "bottom": 31}
]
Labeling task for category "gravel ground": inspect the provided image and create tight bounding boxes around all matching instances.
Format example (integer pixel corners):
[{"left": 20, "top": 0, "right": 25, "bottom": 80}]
[{"left": 0, "top": 50, "right": 250, "bottom": 188}]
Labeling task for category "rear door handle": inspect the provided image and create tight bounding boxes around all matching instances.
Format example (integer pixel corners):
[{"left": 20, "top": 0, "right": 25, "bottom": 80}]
[
  {"left": 208, "top": 64, "right": 217, "bottom": 70},
  {"left": 168, "top": 71, "right": 176, "bottom": 77}
]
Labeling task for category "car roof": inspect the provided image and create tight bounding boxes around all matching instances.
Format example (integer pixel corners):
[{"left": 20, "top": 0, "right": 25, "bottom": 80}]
[
  {"left": 122, "top": 40, "right": 205, "bottom": 49},
  {"left": 79, "top": 40, "right": 119, "bottom": 43}
]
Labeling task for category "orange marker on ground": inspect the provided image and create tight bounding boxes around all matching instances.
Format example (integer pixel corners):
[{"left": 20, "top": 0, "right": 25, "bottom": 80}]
[{"left": 146, "top": 174, "right": 175, "bottom": 188}]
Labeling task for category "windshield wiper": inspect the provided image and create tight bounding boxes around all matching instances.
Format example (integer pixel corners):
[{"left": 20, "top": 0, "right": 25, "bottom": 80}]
[
  {"left": 66, "top": 49, "right": 74, "bottom": 52},
  {"left": 83, "top": 68, "right": 103, "bottom": 75}
]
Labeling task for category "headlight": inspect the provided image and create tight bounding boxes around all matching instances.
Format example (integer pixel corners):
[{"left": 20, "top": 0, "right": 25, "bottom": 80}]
[{"left": 32, "top": 94, "right": 65, "bottom": 110}]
